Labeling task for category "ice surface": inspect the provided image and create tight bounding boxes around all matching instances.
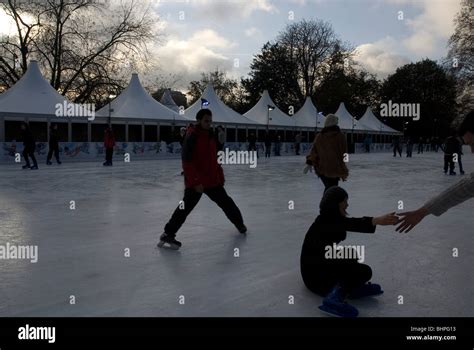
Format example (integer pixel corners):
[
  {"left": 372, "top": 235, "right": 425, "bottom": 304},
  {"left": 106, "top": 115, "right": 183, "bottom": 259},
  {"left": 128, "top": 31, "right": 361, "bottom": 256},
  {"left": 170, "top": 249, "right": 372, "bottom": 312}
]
[{"left": 0, "top": 151, "right": 472, "bottom": 317}]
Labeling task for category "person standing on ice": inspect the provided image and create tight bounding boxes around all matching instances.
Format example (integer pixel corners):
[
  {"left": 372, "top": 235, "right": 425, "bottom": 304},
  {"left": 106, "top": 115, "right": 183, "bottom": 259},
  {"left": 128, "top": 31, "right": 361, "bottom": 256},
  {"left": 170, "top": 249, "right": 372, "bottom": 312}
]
[
  {"left": 103, "top": 127, "right": 115, "bottom": 166},
  {"left": 417, "top": 137, "right": 424, "bottom": 154},
  {"left": 397, "top": 111, "right": 474, "bottom": 233},
  {"left": 274, "top": 135, "right": 281, "bottom": 156},
  {"left": 441, "top": 131, "right": 458, "bottom": 175},
  {"left": 247, "top": 132, "right": 258, "bottom": 157},
  {"left": 20, "top": 122, "right": 38, "bottom": 170},
  {"left": 158, "top": 109, "right": 247, "bottom": 250},
  {"left": 455, "top": 135, "right": 465, "bottom": 175},
  {"left": 46, "top": 124, "right": 61, "bottom": 165},
  {"left": 216, "top": 125, "right": 226, "bottom": 152},
  {"left": 305, "top": 114, "right": 348, "bottom": 192},
  {"left": 264, "top": 132, "right": 272, "bottom": 158},
  {"left": 392, "top": 136, "right": 402, "bottom": 157},
  {"left": 300, "top": 186, "right": 398, "bottom": 317},
  {"left": 406, "top": 137, "right": 413, "bottom": 157},
  {"left": 295, "top": 132, "right": 302, "bottom": 155}
]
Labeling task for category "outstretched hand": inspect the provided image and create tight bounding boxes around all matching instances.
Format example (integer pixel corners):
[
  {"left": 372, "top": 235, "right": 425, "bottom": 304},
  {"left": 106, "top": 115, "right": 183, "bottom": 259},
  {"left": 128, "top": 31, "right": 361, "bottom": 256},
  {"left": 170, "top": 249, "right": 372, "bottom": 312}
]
[
  {"left": 373, "top": 212, "right": 399, "bottom": 226},
  {"left": 396, "top": 207, "right": 429, "bottom": 233}
]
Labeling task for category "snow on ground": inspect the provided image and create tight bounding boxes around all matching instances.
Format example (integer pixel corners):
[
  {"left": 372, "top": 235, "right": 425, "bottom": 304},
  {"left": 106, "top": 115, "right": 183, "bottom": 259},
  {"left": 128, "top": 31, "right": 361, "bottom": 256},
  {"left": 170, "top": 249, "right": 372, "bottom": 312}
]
[{"left": 0, "top": 150, "right": 472, "bottom": 317}]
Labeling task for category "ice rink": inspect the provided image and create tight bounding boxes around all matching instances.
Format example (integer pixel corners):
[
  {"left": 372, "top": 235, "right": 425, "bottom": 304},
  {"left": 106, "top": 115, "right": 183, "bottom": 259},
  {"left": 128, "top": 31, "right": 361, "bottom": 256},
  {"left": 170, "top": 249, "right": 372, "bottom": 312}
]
[{"left": 0, "top": 150, "right": 472, "bottom": 317}]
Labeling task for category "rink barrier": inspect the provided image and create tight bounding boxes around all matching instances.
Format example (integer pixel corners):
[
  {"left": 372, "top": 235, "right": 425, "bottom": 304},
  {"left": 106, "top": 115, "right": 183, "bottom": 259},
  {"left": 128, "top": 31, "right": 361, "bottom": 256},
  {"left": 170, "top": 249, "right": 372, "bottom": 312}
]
[{"left": 1, "top": 142, "right": 394, "bottom": 163}]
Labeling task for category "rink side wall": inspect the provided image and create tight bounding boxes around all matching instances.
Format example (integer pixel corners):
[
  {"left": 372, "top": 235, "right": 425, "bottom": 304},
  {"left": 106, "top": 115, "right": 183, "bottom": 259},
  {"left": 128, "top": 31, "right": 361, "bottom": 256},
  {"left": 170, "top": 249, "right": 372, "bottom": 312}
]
[{"left": 1, "top": 141, "right": 394, "bottom": 163}]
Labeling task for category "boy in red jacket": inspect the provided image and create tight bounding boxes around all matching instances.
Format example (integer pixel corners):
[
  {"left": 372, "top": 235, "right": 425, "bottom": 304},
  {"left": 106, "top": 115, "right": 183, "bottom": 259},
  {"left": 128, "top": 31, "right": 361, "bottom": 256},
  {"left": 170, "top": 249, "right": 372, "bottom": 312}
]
[{"left": 158, "top": 109, "right": 247, "bottom": 249}]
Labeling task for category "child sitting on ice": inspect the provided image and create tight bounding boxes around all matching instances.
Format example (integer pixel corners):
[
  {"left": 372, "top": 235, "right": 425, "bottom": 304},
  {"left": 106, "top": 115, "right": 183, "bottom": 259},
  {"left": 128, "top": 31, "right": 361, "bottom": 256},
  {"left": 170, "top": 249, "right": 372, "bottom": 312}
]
[{"left": 300, "top": 186, "right": 399, "bottom": 317}]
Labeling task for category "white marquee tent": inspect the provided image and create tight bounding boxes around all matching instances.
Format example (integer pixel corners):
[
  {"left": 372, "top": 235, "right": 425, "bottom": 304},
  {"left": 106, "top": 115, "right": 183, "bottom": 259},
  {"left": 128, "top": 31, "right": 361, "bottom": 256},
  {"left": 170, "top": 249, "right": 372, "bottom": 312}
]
[
  {"left": 96, "top": 74, "right": 185, "bottom": 122},
  {"left": 160, "top": 89, "right": 180, "bottom": 113},
  {"left": 184, "top": 84, "right": 254, "bottom": 125},
  {"left": 359, "top": 107, "right": 400, "bottom": 134},
  {"left": 293, "top": 96, "right": 325, "bottom": 129},
  {"left": 334, "top": 102, "right": 367, "bottom": 131},
  {"left": 243, "top": 90, "right": 295, "bottom": 127},
  {"left": 0, "top": 60, "right": 87, "bottom": 117}
]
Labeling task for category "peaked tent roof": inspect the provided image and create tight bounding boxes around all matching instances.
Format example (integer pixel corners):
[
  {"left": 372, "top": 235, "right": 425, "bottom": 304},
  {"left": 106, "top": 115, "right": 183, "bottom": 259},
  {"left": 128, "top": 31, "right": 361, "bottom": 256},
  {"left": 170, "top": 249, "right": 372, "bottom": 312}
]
[
  {"left": 184, "top": 84, "right": 254, "bottom": 125},
  {"left": 243, "top": 90, "right": 295, "bottom": 127},
  {"left": 360, "top": 107, "right": 400, "bottom": 133},
  {"left": 293, "top": 96, "right": 326, "bottom": 128},
  {"left": 0, "top": 60, "right": 83, "bottom": 116},
  {"left": 96, "top": 74, "right": 185, "bottom": 121},
  {"left": 160, "top": 89, "right": 179, "bottom": 113},
  {"left": 334, "top": 102, "right": 368, "bottom": 131}
]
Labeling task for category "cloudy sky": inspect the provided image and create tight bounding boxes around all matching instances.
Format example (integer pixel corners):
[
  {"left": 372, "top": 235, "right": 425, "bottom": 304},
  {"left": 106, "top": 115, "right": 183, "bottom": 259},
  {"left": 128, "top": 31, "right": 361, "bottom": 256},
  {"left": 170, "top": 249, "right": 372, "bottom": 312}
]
[
  {"left": 0, "top": 0, "right": 462, "bottom": 91},
  {"left": 149, "top": 0, "right": 461, "bottom": 89}
]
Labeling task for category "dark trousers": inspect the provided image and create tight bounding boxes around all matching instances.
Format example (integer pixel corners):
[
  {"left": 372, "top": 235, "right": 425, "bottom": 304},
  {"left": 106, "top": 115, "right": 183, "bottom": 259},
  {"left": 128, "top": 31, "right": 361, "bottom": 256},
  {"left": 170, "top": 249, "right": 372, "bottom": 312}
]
[
  {"left": 320, "top": 175, "right": 339, "bottom": 192},
  {"left": 265, "top": 145, "right": 271, "bottom": 158},
  {"left": 275, "top": 143, "right": 281, "bottom": 156},
  {"left": 47, "top": 144, "right": 60, "bottom": 163},
  {"left": 444, "top": 155, "right": 455, "bottom": 173},
  {"left": 393, "top": 145, "right": 402, "bottom": 157},
  {"left": 105, "top": 147, "right": 114, "bottom": 164},
  {"left": 304, "top": 261, "right": 372, "bottom": 297},
  {"left": 164, "top": 186, "right": 244, "bottom": 237},
  {"left": 23, "top": 147, "right": 37, "bottom": 167},
  {"left": 248, "top": 144, "right": 258, "bottom": 158},
  {"left": 417, "top": 144, "right": 423, "bottom": 153},
  {"left": 458, "top": 155, "right": 464, "bottom": 173},
  {"left": 295, "top": 143, "right": 300, "bottom": 155},
  {"left": 217, "top": 143, "right": 224, "bottom": 152}
]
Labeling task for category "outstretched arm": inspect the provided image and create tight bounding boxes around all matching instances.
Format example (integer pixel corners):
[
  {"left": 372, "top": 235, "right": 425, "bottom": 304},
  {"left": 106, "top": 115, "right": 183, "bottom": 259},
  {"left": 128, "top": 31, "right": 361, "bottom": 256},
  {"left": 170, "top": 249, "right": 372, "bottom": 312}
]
[{"left": 397, "top": 173, "right": 474, "bottom": 233}]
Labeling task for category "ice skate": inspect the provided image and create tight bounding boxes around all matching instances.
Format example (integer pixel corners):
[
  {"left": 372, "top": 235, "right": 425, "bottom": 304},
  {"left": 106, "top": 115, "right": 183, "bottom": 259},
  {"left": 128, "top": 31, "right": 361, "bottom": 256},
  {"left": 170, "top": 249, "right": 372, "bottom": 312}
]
[
  {"left": 318, "top": 285, "right": 359, "bottom": 318},
  {"left": 157, "top": 233, "right": 182, "bottom": 250}
]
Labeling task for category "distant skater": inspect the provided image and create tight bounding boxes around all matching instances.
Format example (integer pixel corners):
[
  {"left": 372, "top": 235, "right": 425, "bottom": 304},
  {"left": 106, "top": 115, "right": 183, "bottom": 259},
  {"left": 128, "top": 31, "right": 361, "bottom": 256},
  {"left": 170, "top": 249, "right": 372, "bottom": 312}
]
[
  {"left": 295, "top": 132, "right": 302, "bottom": 155},
  {"left": 47, "top": 124, "right": 61, "bottom": 165},
  {"left": 442, "top": 132, "right": 458, "bottom": 175},
  {"left": 306, "top": 114, "right": 348, "bottom": 192},
  {"left": 158, "top": 109, "right": 247, "bottom": 250},
  {"left": 216, "top": 125, "right": 225, "bottom": 152},
  {"left": 406, "top": 137, "right": 413, "bottom": 157},
  {"left": 20, "top": 122, "right": 38, "bottom": 170},
  {"left": 103, "top": 127, "right": 115, "bottom": 166},
  {"left": 264, "top": 132, "right": 272, "bottom": 158},
  {"left": 392, "top": 136, "right": 402, "bottom": 157},
  {"left": 248, "top": 132, "right": 258, "bottom": 158}
]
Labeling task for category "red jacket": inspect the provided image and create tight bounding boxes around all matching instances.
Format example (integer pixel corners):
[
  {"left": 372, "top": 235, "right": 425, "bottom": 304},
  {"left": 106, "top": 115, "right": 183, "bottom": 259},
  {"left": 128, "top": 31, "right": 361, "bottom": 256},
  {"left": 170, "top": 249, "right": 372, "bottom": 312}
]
[
  {"left": 182, "top": 124, "right": 224, "bottom": 189},
  {"left": 104, "top": 131, "right": 116, "bottom": 148}
]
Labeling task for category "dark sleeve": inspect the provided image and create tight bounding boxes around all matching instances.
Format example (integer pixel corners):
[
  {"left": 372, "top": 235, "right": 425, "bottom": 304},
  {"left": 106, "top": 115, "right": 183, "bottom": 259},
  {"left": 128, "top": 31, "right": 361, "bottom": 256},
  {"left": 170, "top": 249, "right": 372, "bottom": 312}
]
[
  {"left": 342, "top": 217, "right": 376, "bottom": 233},
  {"left": 182, "top": 132, "right": 201, "bottom": 187}
]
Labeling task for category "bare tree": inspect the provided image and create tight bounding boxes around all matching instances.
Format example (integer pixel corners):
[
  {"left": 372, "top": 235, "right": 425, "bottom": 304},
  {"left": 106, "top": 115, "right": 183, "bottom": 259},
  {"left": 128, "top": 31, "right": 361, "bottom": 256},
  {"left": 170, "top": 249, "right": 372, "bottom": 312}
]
[{"left": 0, "top": 0, "right": 159, "bottom": 104}]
